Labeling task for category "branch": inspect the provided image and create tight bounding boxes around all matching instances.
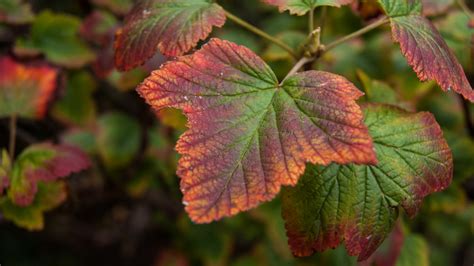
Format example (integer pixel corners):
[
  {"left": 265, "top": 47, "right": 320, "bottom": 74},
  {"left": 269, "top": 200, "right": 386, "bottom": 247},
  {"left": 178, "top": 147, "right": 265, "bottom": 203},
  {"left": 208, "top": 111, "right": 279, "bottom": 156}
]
[
  {"left": 224, "top": 10, "right": 298, "bottom": 59},
  {"left": 323, "top": 16, "right": 390, "bottom": 52}
]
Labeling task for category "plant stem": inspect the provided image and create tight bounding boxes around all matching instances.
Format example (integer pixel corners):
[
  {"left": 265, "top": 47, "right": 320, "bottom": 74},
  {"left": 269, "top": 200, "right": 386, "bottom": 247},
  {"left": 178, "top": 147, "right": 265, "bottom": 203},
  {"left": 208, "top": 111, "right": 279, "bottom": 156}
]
[
  {"left": 281, "top": 56, "right": 314, "bottom": 84},
  {"left": 224, "top": 10, "right": 297, "bottom": 59},
  {"left": 309, "top": 8, "right": 315, "bottom": 32},
  {"left": 324, "top": 16, "right": 390, "bottom": 52},
  {"left": 9, "top": 113, "right": 17, "bottom": 160},
  {"left": 457, "top": 0, "right": 473, "bottom": 16}
]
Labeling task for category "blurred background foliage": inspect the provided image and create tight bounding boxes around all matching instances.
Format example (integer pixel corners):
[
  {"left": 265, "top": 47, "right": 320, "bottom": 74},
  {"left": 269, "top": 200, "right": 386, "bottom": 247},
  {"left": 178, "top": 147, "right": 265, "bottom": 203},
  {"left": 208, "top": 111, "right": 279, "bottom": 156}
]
[{"left": 0, "top": 0, "right": 473, "bottom": 265}]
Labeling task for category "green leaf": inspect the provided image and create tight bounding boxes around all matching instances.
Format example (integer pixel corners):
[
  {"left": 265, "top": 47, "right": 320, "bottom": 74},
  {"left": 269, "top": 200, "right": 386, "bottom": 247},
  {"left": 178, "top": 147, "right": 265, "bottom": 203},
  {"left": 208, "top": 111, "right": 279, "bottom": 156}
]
[
  {"left": 8, "top": 143, "right": 90, "bottom": 206},
  {"left": 114, "top": 0, "right": 226, "bottom": 70},
  {"left": 61, "top": 129, "right": 97, "bottom": 155},
  {"left": 282, "top": 104, "right": 452, "bottom": 261},
  {"left": 395, "top": 235, "right": 429, "bottom": 266},
  {"left": 377, "top": 0, "right": 473, "bottom": 102},
  {"left": 356, "top": 70, "right": 411, "bottom": 110},
  {"left": 0, "top": 0, "right": 34, "bottom": 25},
  {"left": 97, "top": 112, "right": 141, "bottom": 169},
  {"left": 138, "top": 38, "right": 376, "bottom": 223},
  {"left": 0, "top": 181, "right": 67, "bottom": 231},
  {"left": 51, "top": 71, "right": 97, "bottom": 127},
  {"left": 16, "top": 11, "right": 95, "bottom": 68},
  {"left": 0, "top": 56, "right": 58, "bottom": 119},
  {"left": 263, "top": 0, "right": 353, "bottom": 15}
]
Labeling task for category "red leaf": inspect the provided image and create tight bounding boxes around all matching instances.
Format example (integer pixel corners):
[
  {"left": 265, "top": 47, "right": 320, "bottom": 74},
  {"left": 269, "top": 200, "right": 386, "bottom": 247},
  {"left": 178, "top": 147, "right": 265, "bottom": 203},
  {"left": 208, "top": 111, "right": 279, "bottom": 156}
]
[
  {"left": 391, "top": 15, "right": 474, "bottom": 102},
  {"left": 0, "top": 57, "right": 58, "bottom": 119},
  {"left": 114, "top": 0, "right": 226, "bottom": 71},
  {"left": 138, "top": 38, "right": 376, "bottom": 223}
]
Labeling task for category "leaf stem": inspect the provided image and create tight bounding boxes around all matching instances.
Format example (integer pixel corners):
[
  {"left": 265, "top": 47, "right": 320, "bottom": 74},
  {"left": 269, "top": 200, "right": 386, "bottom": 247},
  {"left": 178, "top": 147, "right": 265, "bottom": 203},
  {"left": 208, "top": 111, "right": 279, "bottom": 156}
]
[
  {"left": 9, "top": 113, "right": 17, "bottom": 160},
  {"left": 281, "top": 57, "right": 314, "bottom": 84},
  {"left": 323, "top": 16, "right": 390, "bottom": 52},
  {"left": 224, "top": 10, "right": 297, "bottom": 59},
  {"left": 309, "top": 8, "right": 315, "bottom": 32}
]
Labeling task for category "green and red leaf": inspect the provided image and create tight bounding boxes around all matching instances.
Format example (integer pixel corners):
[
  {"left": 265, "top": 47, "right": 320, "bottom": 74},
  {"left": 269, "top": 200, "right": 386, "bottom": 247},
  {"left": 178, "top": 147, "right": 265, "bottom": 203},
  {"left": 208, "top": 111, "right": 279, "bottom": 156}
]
[
  {"left": 378, "top": 0, "right": 474, "bottom": 102},
  {"left": 8, "top": 143, "right": 90, "bottom": 207},
  {"left": 0, "top": 181, "right": 67, "bottom": 231},
  {"left": 114, "top": 0, "right": 226, "bottom": 71},
  {"left": 0, "top": 56, "right": 58, "bottom": 119},
  {"left": 138, "top": 38, "right": 376, "bottom": 223},
  {"left": 263, "top": 0, "right": 354, "bottom": 15},
  {"left": 282, "top": 104, "right": 452, "bottom": 261}
]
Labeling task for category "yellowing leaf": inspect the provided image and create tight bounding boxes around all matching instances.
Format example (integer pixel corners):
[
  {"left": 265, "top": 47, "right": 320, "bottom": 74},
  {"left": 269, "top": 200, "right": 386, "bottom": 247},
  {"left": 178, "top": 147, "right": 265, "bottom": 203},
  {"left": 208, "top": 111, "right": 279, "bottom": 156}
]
[
  {"left": 282, "top": 104, "right": 452, "bottom": 261},
  {"left": 0, "top": 181, "right": 67, "bottom": 231},
  {"left": 114, "top": 0, "right": 226, "bottom": 70},
  {"left": 8, "top": 143, "right": 90, "bottom": 206},
  {"left": 138, "top": 38, "right": 376, "bottom": 223},
  {"left": 0, "top": 57, "right": 58, "bottom": 119}
]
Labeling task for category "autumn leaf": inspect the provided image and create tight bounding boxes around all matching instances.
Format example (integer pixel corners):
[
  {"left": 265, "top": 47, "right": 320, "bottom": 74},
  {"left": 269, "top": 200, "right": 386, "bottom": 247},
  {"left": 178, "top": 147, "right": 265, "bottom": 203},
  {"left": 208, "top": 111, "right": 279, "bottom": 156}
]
[
  {"left": 282, "top": 104, "right": 452, "bottom": 261},
  {"left": 0, "top": 56, "right": 58, "bottom": 119},
  {"left": 114, "top": 0, "right": 226, "bottom": 71},
  {"left": 377, "top": 0, "right": 474, "bottom": 102},
  {"left": 0, "top": 0, "right": 34, "bottom": 24},
  {"left": 262, "top": 0, "right": 354, "bottom": 15},
  {"left": 8, "top": 143, "right": 90, "bottom": 207},
  {"left": 15, "top": 11, "right": 96, "bottom": 68},
  {"left": 138, "top": 38, "right": 376, "bottom": 223},
  {"left": 0, "top": 181, "right": 67, "bottom": 231}
]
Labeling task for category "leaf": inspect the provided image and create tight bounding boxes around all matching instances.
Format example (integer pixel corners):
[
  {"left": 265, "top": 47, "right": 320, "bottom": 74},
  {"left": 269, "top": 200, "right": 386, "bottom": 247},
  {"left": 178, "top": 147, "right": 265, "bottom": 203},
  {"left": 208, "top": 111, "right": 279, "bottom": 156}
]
[
  {"left": 91, "top": 0, "right": 134, "bottom": 15},
  {"left": 377, "top": 0, "right": 474, "bottom": 102},
  {"left": 356, "top": 69, "right": 412, "bottom": 110},
  {"left": 138, "top": 38, "right": 376, "bottom": 223},
  {"left": 15, "top": 11, "right": 96, "bottom": 68},
  {"left": 114, "top": 0, "right": 226, "bottom": 71},
  {"left": 97, "top": 112, "right": 141, "bottom": 169},
  {"left": 0, "top": 150, "right": 11, "bottom": 196},
  {"left": 8, "top": 143, "right": 90, "bottom": 206},
  {"left": 360, "top": 222, "right": 404, "bottom": 266},
  {"left": 262, "top": 0, "right": 354, "bottom": 15},
  {"left": 0, "top": 56, "right": 58, "bottom": 119},
  {"left": 395, "top": 235, "right": 429, "bottom": 266},
  {"left": 421, "top": 0, "right": 453, "bottom": 16},
  {"left": 0, "top": 181, "right": 67, "bottom": 231},
  {"left": 0, "top": 0, "right": 34, "bottom": 24},
  {"left": 51, "top": 71, "right": 97, "bottom": 127},
  {"left": 282, "top": 104, "right": 452, "bottom": 261}
]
